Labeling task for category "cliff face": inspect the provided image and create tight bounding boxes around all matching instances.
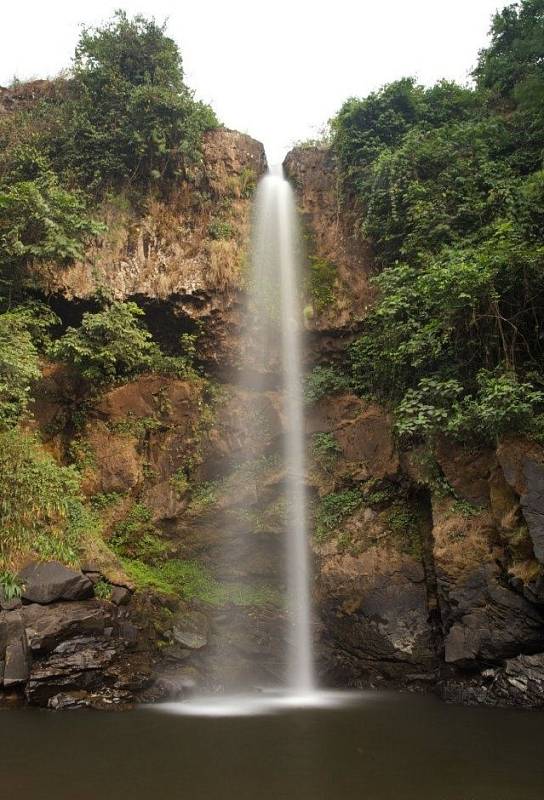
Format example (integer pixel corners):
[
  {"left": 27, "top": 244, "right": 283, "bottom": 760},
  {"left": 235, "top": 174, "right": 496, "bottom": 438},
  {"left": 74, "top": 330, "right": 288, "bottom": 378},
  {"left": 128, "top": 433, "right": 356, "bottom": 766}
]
[
  {"left": 283, "top": 146, "right": 375, "bottom": 350},
  {"left": 285, "top": 145, "right": 544, "bottom": 707},
  {"left": 35, "top": 128, "right": 267, "bottom": 373},
  {"left": 2, "top": 137, "right": 544, "bottom": 709}
]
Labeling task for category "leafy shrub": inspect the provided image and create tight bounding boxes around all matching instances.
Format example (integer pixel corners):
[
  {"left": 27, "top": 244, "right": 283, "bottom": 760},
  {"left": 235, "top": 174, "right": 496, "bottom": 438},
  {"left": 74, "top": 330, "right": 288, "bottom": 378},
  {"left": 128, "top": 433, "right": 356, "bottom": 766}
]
[
  {"left": 50, "top": 301, "right": 157, "bottom": 383},
  {"left": 52, "top": 11, "right": 218, "bottom": 193},
  {"left": 51, "top": 300, "right": 200, "bottom": 385},
  {"left": 315, "top": 489, "right": 363, "bottom": 542},
  {"left": 395, "top": 371, "right": 544, "bottom": 445},
  {"left": 0, "top": 570, "right": 23, "bottom": 601},
  {"left": 0, "top": 429, "right": 97, "bottom": 567},
  {"left": 0, "top": 147, "right": 102, "bottom": 290},
  {"left": 93, "top": 578, "right": 113, "bottom": 600},
  {"left": 304, "top": 365, "right": 350, "bottom": 404},
  {"left": 332, "top": 5, "right": 544, "bottom": 448},
  {"left": 208, "top": 219, "right": 234, "bottom": 240},
  {"left": 312, "top": 432, "right": 342, "bottom": 470},
  {"left": 0, "top": 310, "right": 41, "bottom": 427},
  {"left": 110, "top": 504, "right": 168, "bottom": 563}
]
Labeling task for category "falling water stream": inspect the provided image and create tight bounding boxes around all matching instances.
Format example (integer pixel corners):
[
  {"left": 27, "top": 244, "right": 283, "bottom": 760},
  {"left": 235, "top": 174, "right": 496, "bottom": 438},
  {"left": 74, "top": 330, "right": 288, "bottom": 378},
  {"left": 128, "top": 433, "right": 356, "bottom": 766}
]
[
  {"left": 164, "top": 165, "right": 316, "bottom": 714},
  {"left": 229, "top": 163, "right": 316, "bottom": 698},
  {"left": 270, "top": 166, "right": 315, "bottom": 693}
]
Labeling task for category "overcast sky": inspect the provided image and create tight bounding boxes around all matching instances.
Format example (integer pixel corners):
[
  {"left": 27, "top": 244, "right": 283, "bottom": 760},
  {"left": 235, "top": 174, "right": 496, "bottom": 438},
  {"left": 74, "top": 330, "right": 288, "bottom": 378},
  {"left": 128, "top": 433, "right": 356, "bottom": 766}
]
[{"left": 0, "top": 0, "right": 502, "bottom": 163}]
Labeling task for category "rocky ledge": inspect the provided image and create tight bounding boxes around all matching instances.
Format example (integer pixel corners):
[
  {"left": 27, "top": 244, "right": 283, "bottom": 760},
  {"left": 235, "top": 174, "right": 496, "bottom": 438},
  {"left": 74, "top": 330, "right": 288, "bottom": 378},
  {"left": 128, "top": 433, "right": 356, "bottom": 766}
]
[{"left": 0, "top": 561, "right": 157, "bottom": 709}]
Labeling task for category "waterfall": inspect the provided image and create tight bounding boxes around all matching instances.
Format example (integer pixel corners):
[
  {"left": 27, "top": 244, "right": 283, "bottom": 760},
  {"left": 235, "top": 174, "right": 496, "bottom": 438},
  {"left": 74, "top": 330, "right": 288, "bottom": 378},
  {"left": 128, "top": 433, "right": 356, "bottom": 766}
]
[
  {"left": 251, "top": 166, "right": 315, "bottom": 694},
  {"left": 164, "top": 166, "right": 317, "bottom": 713}
]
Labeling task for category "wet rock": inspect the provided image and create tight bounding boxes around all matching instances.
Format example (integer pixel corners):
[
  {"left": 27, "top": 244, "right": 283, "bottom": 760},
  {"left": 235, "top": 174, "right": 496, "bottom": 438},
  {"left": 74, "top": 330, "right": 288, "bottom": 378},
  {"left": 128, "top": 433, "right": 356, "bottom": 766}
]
[
  {"left": 153, "top": 665, "right": 201, "bottom": 699},
  {"left": 2, "top": 610, "right": 30, "bottom": 687},
  {"left": 434, "top": 438, "right": 495, "bottom": 508},
  {"left": 520, "top": 459, "right": 544, "bottom": 563},
  {"left": 443, "top": 567, "right": 544, "bottom": 664},
  {"left": 22, "top": 600, "right": 110, "bottom": 653},
  {"left": 318, "top": 545, "right": 437, "bottom": 684},
  {"left": 110, "top": 586, "right": 131, "bottom": 606},
  {"left": 442, "top": 653, "right": 544, "bottom": 708},
  {"left": 25, "top": 635, "right": 119, "bottom": 706},
  {"left": 19, "top": 561, "right": 93, "bottom": 605},
  {"left": 172, "top": 609, "right": 209, "bottom": 650}
]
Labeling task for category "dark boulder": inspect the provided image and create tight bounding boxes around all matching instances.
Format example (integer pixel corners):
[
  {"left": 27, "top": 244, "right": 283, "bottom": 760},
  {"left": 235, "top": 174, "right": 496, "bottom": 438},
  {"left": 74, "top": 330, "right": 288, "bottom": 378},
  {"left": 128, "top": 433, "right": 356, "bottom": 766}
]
[
  {"left": 172, "top": 609, "right": 209, "bottom": 650},
  {"left": 521, "top": 458, "right": 544, "bottom": 564},
  {"left": 23, "top": 600, "right": 111, "bottom": 653},
  {"left": 19, "top": 561, "right": 93, "bottom": 605},
  {"left": 110, "top": 586, "right": 131, "bottom": 606},
  {"left": 2, "top": 610, "right": 30, "bottom": 687},
  {"left": 443, "top": 565, "right": 544, "bottom": 665}
]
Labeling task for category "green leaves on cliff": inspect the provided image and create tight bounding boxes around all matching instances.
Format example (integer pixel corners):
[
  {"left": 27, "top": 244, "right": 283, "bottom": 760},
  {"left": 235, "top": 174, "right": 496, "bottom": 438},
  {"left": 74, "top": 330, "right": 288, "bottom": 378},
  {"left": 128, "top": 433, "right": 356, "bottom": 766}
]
[
  {"left": 0, "top": 146, "right": 102, "bottom": 290},
  {"left": 50, "top": 300, "right": 199, "bottom": 385},
  {"left": 333, "top": 0, "right": 544, "bottom": 445},
  {"left": 51, "top": 11, "right": 217, "bottom": 193},
  {"left": 0, "top": 302, "right": 59, "bottom": 427},
  {"left": 50, "top": 301, "right": 157, "bottom": 383},
  {"left": 0, "top": 429, "right": 97, "bottom": 567},
  {"left": 0, "top": 12, "right": 218, "bottom": 293}
]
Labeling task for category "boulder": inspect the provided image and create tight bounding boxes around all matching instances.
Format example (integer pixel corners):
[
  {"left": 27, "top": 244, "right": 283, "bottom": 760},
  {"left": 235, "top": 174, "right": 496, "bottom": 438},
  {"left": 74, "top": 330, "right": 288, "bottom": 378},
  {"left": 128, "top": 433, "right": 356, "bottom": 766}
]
[
  {"left": 520, "top": 459, "right": 544, "bottom": 563},
  {"left": 23, "top": 600, "right": 110, "bottom": 653},
  {"left": 2, "top": 610, "right": 30, "bottom": 687},
  {"left": 172, "top": 609, "right": 209, "bottom": 650},
  {"left": 318, "top": 544, "right": 437, "bottom": 684},
  {"left": 110, "top": 586, "right": 131, "bottom": 606},
  {"left": 19, "top": 561, "right": 93, "bottom": 605}
]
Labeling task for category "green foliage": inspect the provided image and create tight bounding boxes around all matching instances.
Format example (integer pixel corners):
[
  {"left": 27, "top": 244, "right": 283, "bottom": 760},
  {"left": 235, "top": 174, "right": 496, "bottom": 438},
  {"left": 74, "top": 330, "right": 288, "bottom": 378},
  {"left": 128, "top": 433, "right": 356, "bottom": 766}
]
[
  {"left": 93, "top": 578, "right": 113, "bottom": 600},
  {"left": 111, "top": 504, "right": 168, "bottom": 563},
  {"left": 50, "top": 301, "right": 155, "bottom": 383},
  {"left": 0, "top": 570, "right": 23, "bottom": 600},
  {"left": 90, "top": 491, "right": 123, "bottom": 510},
  {"left": 0, "top": 146, "right": 102, "bottom": 289},
  {"left": 312, "top": 432, "right": 342, "bottom": 470},
  {"left": 304, "top": 365, "right": 350, "bottom": 404},
  {"left": 305, "top": 257, "right": 337, "bottom": 312},
  {"left": 51, "top": 300, "right": 200, "bottom": 386},
  {"left": 208, "top": 219, "right": 234, "bottom": 240},
  {"left": 333, "top": 2, "right": 544, "bottom": 448},
  {"left": 0, "top": 309, "right": 40, "bottom": 427},
  {"left": 51, "top": 11, "right": 217, "bottom": 193},
  {"left": 0, "top": 428, "right": 98, "bottom": 567},
  {"left": 121, "top": 557, "right": 278, "bottom": 606},
  {"left": 314, "top": 489, "right": 363, "bottom": 542}
]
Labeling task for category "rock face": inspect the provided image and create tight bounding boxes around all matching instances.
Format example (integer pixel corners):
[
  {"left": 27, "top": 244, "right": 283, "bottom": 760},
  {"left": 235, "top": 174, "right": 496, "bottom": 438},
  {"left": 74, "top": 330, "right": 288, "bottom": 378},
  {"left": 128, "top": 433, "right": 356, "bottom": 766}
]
[
  {"left": 0, "top": 563, "right": 158, "bottom": 708},
  {"left": 31, "top": 128, "right": 267, "bottom": 373},
  {"left": 307, "top": 389, "right": 544, "bottom": 706},
  {"left": 283, "top": 146, "right": 375, "bottom": 341}
]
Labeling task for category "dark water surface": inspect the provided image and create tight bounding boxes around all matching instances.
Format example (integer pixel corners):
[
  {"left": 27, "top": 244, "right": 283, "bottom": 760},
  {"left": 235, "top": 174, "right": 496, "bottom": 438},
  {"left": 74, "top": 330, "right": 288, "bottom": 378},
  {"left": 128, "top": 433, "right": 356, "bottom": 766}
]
[{"left": 1, "top": 692, "right": 543, "bottom": 800}]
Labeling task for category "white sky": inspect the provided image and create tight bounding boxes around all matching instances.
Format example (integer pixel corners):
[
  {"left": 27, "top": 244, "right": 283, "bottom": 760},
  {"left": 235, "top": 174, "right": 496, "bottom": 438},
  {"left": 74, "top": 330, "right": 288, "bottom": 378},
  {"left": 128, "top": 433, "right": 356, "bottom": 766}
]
[{"left": 0, "top": 0, "right": 502, "bottom": 163}]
